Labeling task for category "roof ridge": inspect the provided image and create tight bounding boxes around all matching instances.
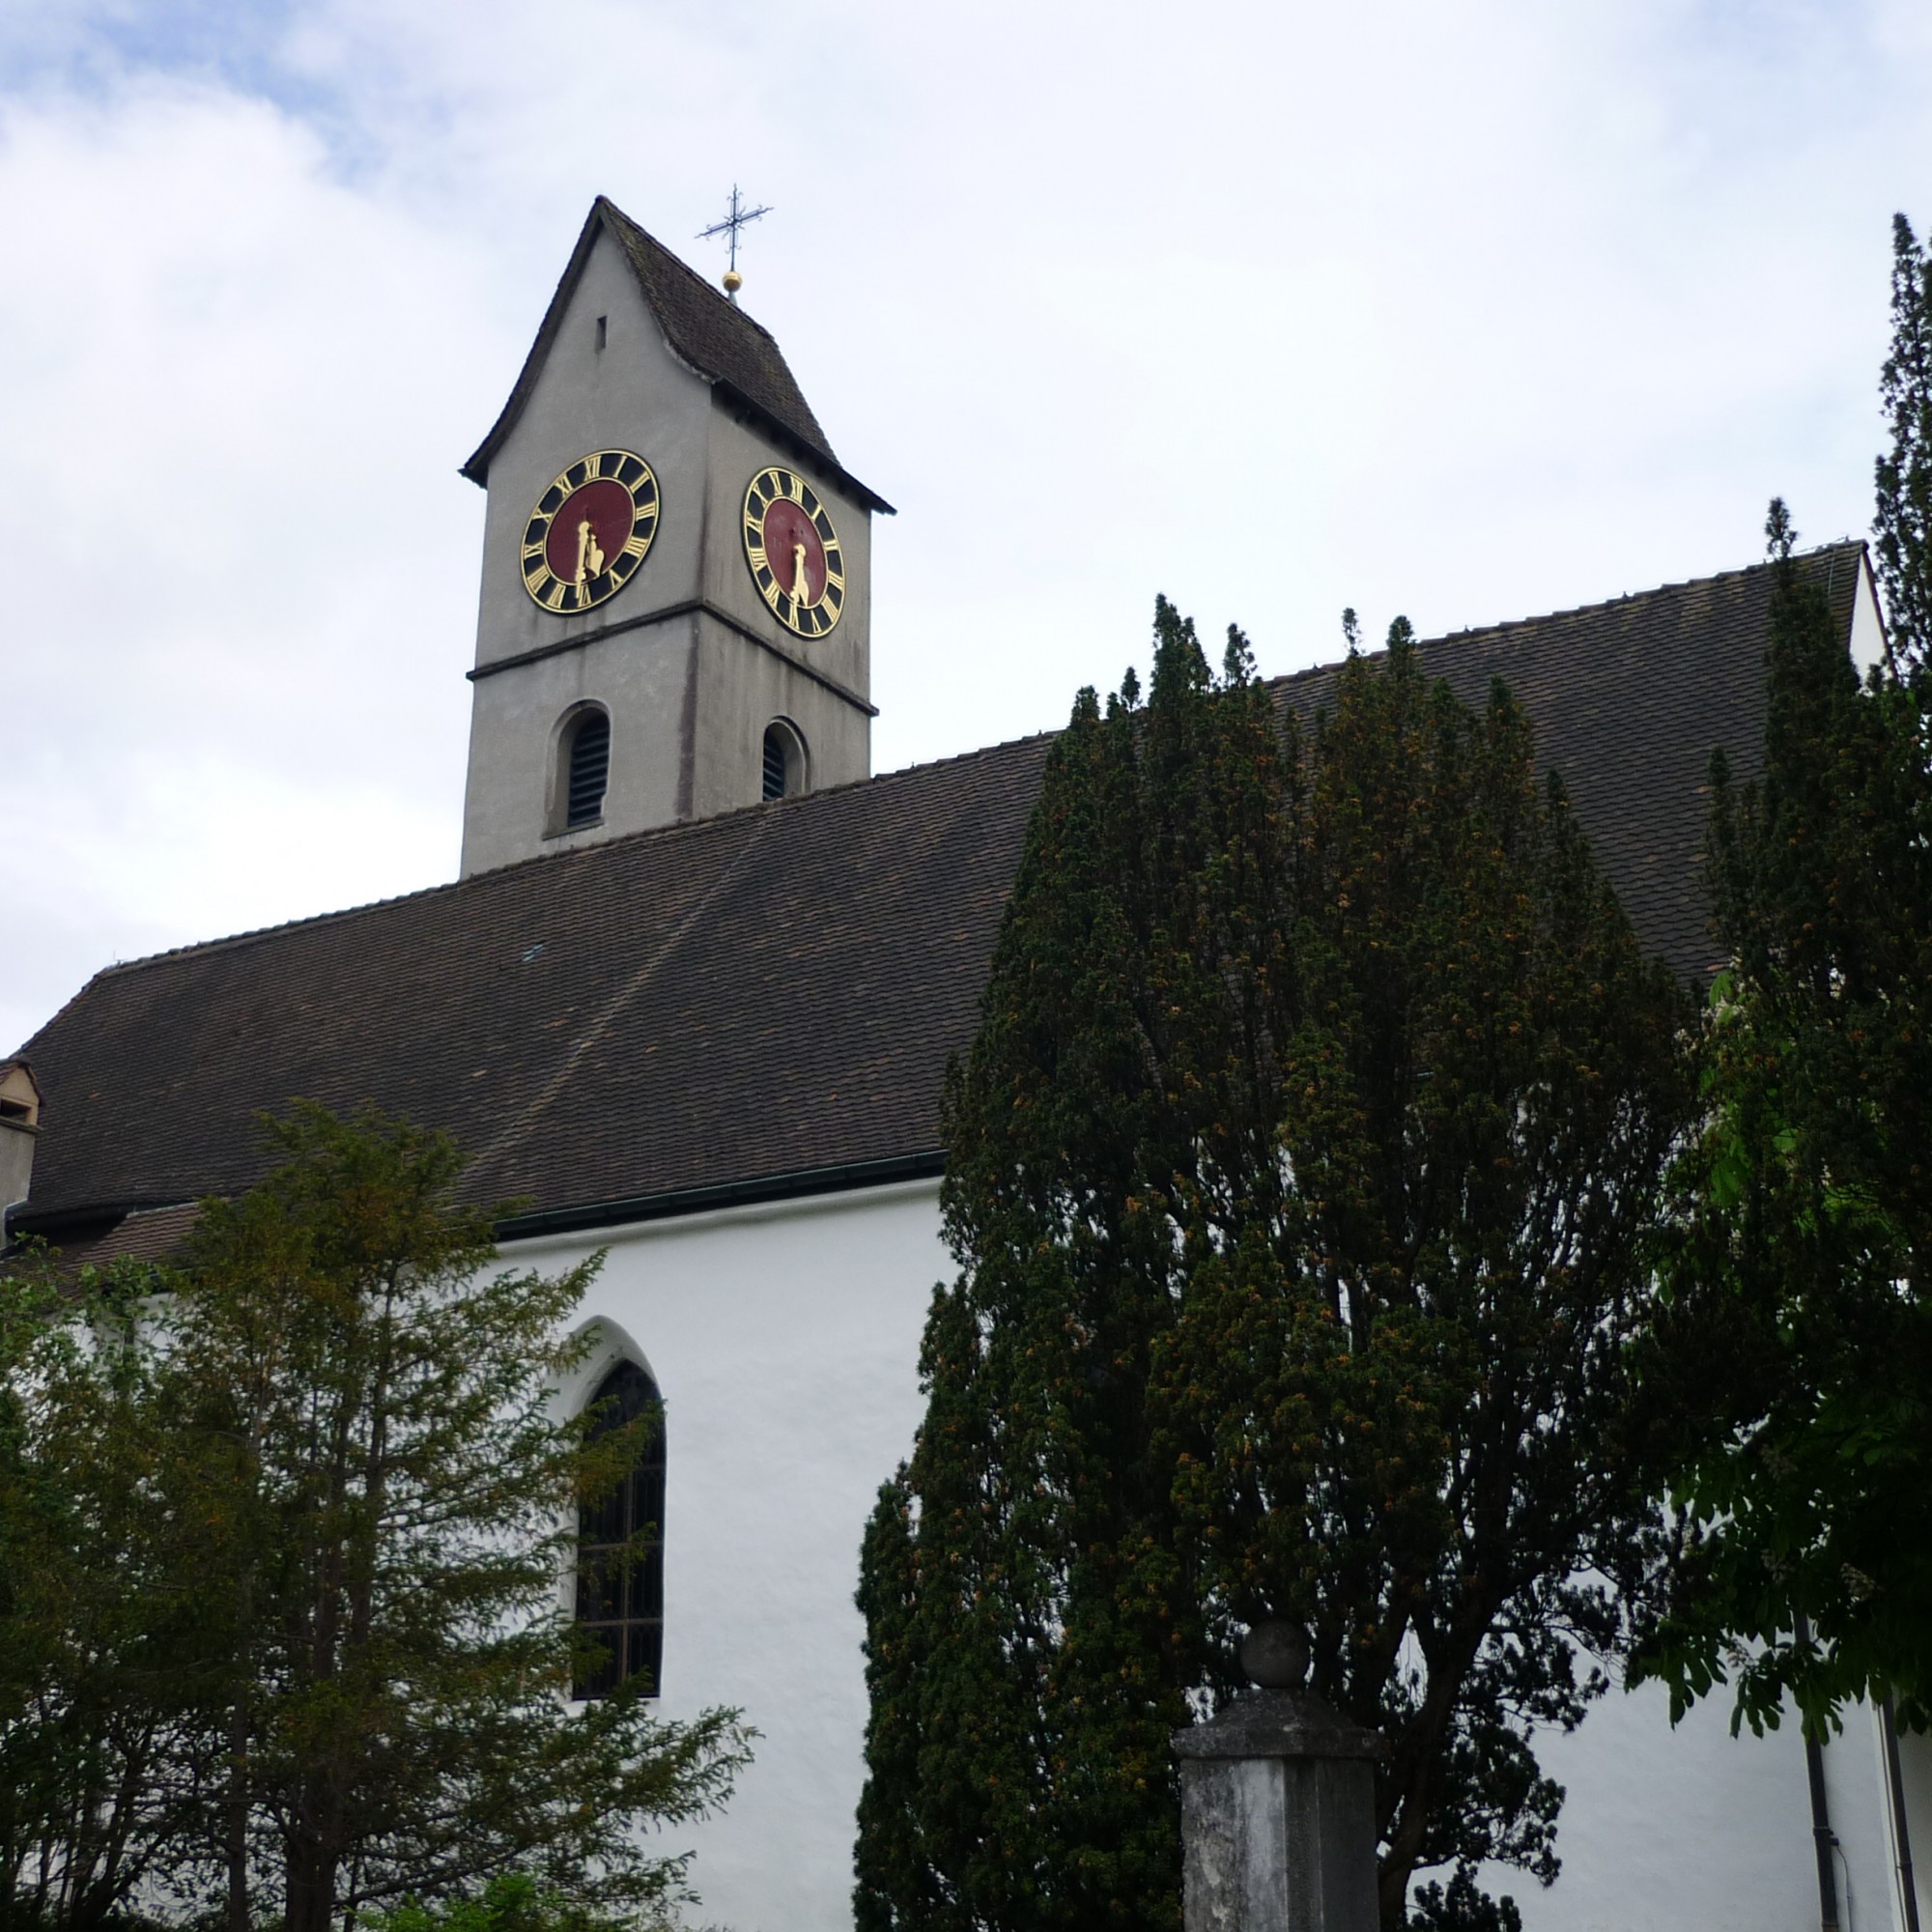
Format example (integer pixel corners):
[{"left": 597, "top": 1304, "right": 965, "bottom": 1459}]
[
  {"left": 595, "top": 196, "right": 781, "bottom": 350},
  {"left": 1271, "top": 540, "right": 1867, "bottom": 694},
  {"left": 55, "top": 725, "right": 1063, "bottom": 992},
  {"left": 44, "top": 542, "right": 1862, "bottom": 1004}
]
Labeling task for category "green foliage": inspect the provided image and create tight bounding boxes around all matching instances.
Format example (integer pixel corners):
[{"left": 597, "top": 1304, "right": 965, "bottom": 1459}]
[
  {"left": 1406, "top": 1870, "right": 1522, "bottom": 1932},
  {"left": 1875, "top": 213, "right": 1932, "bottom": 675},
  {"left": 1, "top": 1107, "right": 752, "bottom": 1932},
  {"left": 358, "top": 1869, "right": 639, "bottom": 1932},
  {"left": 855, "top": 604, "right": 1689, "bottom": 1932},
  {"left": 1634, "top": 499, "right": 1932, "bottom": 1735},
  {"left": 0, "top": 1253, "right": 218, "bottom": 1930}
]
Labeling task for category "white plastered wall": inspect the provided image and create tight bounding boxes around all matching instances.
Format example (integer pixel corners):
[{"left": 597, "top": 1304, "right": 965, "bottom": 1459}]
[
  {"left": 505, "top": 1179, "right": 949, "bottom": 1932},
  {"left": 1851, "top": 550, "right": 1889, "bottom": 677},
  {"left": 517, "top": 1176, "right": 1918, "bottom": 1932},
  {"left": 1891, "top": 1723, "right": 1932, "bottom": 1929}
]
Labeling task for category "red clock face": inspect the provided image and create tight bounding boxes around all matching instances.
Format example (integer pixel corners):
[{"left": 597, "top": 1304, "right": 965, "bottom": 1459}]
[
  {"left": 544, "top": 479, "right": 635, "bottom": 584},
  {"left": 759, "top": 497, "right": 828, "bottom": 607},
  {"left": 520, "top": 450, "right": 660, "bottom": 614},
  {"left": 741, "top": 466, "right": 845, "bottom": 637}
]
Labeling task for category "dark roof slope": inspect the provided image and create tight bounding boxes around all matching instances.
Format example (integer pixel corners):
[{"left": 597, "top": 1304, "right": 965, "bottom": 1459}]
[
  {"left": 463, "top": 198, "right": 892, "bottom": 513},
  {"left": 1280, "top": 541, "right": 1864, "bottom": 980},
  {"left": 12, "top": 545, "right": 1862, "bottom": 1247},
  {"left": 16, "top": 733, "right": 1052, "bottom": 1237}
]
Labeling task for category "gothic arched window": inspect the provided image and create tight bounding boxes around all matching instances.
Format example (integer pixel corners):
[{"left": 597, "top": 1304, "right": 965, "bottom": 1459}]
[
  {"left": 574, "top": 1358, "right": 665, "bottom": 1699},
  {"left": 762, "top": 719, "right": 806, "bottom": 801},
  {"left": 563, "top": 708, "right": 611, "bottom": 828}
]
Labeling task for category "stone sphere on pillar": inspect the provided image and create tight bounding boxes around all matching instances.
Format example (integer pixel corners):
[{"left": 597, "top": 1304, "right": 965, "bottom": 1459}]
[{"left": 1238, "top": 1620, "right": 1309, "bottom": 1690}]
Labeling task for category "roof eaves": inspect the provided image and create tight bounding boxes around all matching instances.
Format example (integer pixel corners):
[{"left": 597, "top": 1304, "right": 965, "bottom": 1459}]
[
  {"left": 493, "top": 1150, "right": 946, "bottom": 1242},
  {"left": 709, "top": 376, "right": 896, "bottom": 514}
]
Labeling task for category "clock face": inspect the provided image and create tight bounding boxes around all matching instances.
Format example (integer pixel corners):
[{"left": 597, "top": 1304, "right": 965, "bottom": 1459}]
[
  {"left": 742, "top": 466, "right": 845, "bottom": 638},
  {"left": 521, "top": 450, "right": 660, "bottom": 614}
]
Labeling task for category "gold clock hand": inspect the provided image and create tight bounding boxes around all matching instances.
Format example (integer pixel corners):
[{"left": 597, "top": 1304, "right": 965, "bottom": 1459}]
[
  {"left": 574, "top": 517, "right": 605, "bottom": 586},
  {"left": 791, "top": 539, "right": 811, "bottom": 606}
]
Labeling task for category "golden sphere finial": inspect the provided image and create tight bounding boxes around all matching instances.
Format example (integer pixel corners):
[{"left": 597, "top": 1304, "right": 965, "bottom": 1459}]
[{"left": 723, "top": 268, "right": 743, "bottom": 298}]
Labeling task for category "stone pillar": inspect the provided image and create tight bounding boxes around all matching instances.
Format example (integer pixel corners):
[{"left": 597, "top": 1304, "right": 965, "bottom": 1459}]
[{"left": 1172, "top": 1623, "right": 1387, "bottom": 1932}]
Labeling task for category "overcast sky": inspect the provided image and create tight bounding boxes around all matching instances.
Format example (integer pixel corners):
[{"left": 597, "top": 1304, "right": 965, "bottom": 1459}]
[{"left": 2, "top": 0, "right": 1928, "bottom": 1053}]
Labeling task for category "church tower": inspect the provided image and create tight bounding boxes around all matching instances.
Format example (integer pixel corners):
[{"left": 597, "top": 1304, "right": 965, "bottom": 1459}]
[{"left": 456, "top": 197, "right": 891, "bottom": 877}]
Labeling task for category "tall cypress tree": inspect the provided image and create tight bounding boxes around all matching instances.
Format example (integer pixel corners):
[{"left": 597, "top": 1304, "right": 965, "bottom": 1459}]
[
  {"left": 1876, "top": 213, "right": 1932, "bottom": 675},
  {"left": 856, "top": 605, "right": 1689, "bottom": 1932}
]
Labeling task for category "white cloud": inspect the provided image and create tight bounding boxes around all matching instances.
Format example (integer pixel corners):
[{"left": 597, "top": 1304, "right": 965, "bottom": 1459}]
[
  {"left": 0, "top": 76, "right": 491, "bottom": 1043},
  {"left": 3, "top": 0, "right": 1930, "bottom": 1051}
]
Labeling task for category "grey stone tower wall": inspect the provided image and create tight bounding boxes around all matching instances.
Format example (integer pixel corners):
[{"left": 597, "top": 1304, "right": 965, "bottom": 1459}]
[{"left": 458, "top": 224, "right": 872, "bottom": 877}]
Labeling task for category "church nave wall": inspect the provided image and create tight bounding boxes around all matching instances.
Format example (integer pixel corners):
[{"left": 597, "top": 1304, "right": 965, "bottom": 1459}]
[{"left": 515, "top": 1176, "right": 948, "bottom": 1932}]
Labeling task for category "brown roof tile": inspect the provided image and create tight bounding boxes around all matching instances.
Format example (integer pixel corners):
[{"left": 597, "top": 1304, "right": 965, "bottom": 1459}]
[
  {"left": 9, "top": 545, "right": 1862, "bottom": 1245},
  {"left": 1281, "top": 542, "right": 1864, "bottom": 981}
]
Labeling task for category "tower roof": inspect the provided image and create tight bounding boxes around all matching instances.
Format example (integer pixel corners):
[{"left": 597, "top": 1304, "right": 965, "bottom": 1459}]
[{"left": 461, "top": 196, "right": 893, "bottom": 513}]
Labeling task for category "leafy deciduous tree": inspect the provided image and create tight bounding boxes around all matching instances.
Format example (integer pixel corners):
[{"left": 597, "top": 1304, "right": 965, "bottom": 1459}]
[{"left": 1635, "top": 498, "right": 1932, "bottom": 1735}]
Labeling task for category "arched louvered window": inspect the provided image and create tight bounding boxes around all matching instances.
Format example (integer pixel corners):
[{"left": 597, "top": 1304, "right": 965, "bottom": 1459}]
[
  {"left": 762, "top": 719, "right": 806, "bottom": 802},
  {"left": 574, "top": 1359, "right": 665, "bottom": 1699},
  {"left": 565, "top": 709, "right": 611, "bottom": 828}
]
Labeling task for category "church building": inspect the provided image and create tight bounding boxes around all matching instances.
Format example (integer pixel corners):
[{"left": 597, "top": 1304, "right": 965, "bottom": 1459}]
[{"left": 4, "top": 198, "right": 1926, "bottom": 1932}]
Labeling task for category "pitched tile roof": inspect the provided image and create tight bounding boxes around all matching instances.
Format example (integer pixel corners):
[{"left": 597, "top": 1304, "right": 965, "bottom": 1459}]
[
  {"left": 9, "top": 545, "right": 1863, "bottom": 1253},
  {"left": 462, "top": 198, "right": 893, "bottom": 514},
  {"left": 1278, "top": 541, "right": 1865, "bottom": 982}
]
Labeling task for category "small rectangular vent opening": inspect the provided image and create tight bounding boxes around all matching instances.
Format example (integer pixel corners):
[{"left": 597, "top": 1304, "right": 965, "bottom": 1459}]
[{"left": 567, "top": 712, "right": 611, "bottom": 827}]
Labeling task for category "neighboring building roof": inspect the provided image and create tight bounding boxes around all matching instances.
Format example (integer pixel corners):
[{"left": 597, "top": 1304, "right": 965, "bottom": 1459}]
[
  {"left": 9, "top": 544, "right": 1864, "bottom": 1256},
  {"left": 16, "top": 1202, "right": 203, "bottom": 1274},
  {"left": 0, "top": 1058, "right": 42, "bottom": 1124},
  {"left": 462, "top": 197, "right": 894, "bottom": 514}
]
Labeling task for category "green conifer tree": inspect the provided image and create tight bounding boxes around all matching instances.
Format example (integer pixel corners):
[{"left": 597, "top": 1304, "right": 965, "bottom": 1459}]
[
  {"left": 165, "top": 1105, "right": 752, "bottom": 1932},
  {"left": 856, "top": 605, "right": 1688, "bottom": 1932},
  {"left": 0, "top": 1256, "right": 218, "bottom": 1931},
  {"left": 1876, "top": 213, "right": 1932, "bottom": 675},
  {"left": 2, "top": 1107, "right": 753, "bottom": 1932}
]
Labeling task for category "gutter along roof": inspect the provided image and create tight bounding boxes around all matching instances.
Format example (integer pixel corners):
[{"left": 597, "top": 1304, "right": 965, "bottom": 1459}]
[{"left": 10, "top": 545, "right": 1864, "bottom": 1260}]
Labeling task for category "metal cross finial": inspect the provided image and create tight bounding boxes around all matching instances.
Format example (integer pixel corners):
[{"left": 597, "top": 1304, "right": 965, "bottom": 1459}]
[{"left": 699, "top": 185, "right": 772, "bottom": 291}]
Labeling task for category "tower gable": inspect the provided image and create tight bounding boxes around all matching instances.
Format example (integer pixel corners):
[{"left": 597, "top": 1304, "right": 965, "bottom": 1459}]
[{"left": 463, "top": 197, "right": 888, "bottom": 514}]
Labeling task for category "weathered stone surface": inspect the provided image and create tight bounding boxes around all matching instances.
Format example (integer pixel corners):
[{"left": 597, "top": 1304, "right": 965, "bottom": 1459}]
[
  {"left": 1174, "top": 1678, "right": 1385, "bottom": 1931},
  {"left": 1238, "top": 1620, "right": 1309, "bottom": 1690},
  {"left": 1174, "top": 1687, "right": 1388, "bottom": 1764}
]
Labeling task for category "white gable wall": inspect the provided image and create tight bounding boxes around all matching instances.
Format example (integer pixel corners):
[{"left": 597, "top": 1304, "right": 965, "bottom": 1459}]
[
  {"left": 1851, "top": 551, "right": 1889, "bottom": 677},
  {"left": 517, "top": 1179, "right": 1921, "bottom": 1932}
]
